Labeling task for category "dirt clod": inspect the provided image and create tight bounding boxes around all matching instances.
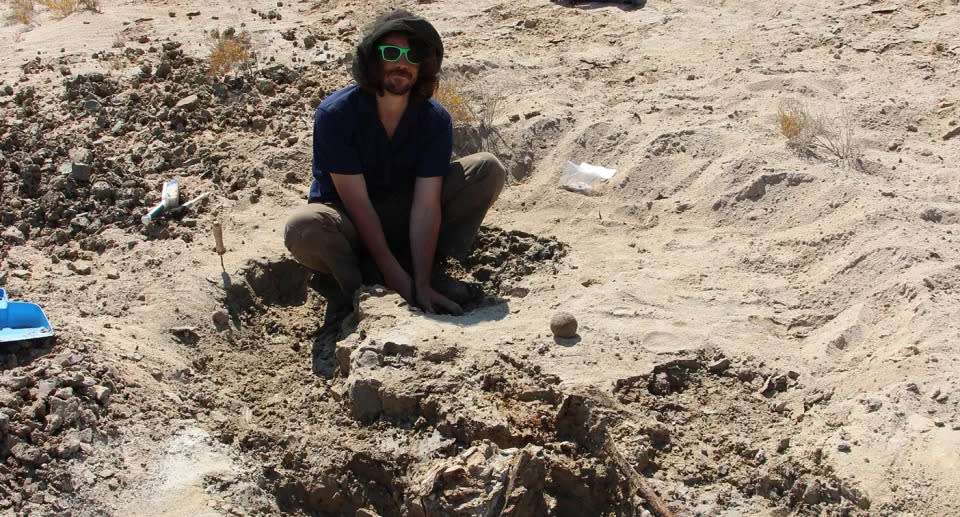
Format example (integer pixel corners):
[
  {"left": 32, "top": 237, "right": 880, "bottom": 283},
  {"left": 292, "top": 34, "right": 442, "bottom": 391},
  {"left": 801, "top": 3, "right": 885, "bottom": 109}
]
[{"left": 550, "top": 312, "right": 578, "bottom": 338}]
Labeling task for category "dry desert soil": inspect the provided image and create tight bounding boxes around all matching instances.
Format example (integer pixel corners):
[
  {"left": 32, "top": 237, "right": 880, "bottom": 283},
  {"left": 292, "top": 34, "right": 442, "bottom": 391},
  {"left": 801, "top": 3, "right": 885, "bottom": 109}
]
[{"left": 1, "top": 0, "right": 959, "bottom": 516}]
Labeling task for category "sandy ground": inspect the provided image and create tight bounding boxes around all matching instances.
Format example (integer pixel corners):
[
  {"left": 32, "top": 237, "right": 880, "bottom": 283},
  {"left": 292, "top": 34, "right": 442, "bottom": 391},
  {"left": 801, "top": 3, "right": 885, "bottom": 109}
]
[{"left": 2, "top": 0, "right": 960, "bottom": 516}]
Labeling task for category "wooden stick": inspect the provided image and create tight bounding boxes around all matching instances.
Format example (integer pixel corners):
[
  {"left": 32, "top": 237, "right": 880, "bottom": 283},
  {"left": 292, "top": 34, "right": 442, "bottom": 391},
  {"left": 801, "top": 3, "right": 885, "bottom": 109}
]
[
  {"left": 212, "top": 221, "right": 226, "bottom": 255},
  {"left": 604, "top": 437, "right": 679, "bottom": 517},
  {"left": 212, "top": 221, "right": 226, "bottom": 270}
]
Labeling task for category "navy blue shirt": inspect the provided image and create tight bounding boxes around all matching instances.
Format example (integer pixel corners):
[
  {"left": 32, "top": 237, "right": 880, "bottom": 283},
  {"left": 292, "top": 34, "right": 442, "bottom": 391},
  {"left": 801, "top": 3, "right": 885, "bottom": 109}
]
[{"left": 308, "top": 85, "right": 453, "bottom": 203}]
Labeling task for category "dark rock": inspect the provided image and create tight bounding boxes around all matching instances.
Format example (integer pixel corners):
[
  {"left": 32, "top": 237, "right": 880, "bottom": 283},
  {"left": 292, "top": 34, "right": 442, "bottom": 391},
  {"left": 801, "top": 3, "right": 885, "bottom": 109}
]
[
  {"left": 170, "top": 326, "right": 200, "bottom": 345},
  {"left": 155, "top": 61, "right": 172, "bottom": 79},
  {"left": 776, "top": 437, "right": 790, "bottom": 453},
  {"left": 736, "top": 367, "right": 758, "bottom": 382},
  {"left": 256, "top": 78, "right": 276, "bottom": 95},
  {"left": 70, "top": 162, "right": 93, "bottom": 182},
  {"left": 83, "top": 99, "right": 102, "bottom": 113},
  {"left": 67, "top": 262, "right": 92, "bottom": 275},
  {"left": 212, "top": 310, "right": 230, "bottom": 328},
  {"left": 649, "top": 372, "right": 671, "bottom": 395},
  {"left": 841, "top": 483, "right": 871, "bottom": 509},
  {"left": 802, "top": 479, "right": 823, "bottom": 504},
  {"left": 91, "top": 180, "right": 115, "bottom": 201},
  {"left": 10, "top": 443, "right": 41, "bottom": 465},
  {"left": 760, "top": 374, "right": 789, "bottom": 396},
  {"left": 261, "top": 64, "right": 298, "bottom": 84}
]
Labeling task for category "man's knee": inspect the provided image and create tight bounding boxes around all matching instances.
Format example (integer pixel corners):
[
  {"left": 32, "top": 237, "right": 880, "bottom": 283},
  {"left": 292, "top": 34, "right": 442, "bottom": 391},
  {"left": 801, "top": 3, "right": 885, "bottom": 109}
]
[
  {"left": 284, "top": 205, "right": 340, "bottom": 257},
  {"left": 469, "top": 152, "right": 507, "bottom": 197}
]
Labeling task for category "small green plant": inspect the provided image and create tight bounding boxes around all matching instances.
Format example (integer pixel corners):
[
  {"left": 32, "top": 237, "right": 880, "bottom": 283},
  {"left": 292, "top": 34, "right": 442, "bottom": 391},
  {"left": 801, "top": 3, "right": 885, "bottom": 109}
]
[
  {"left": 10, "top": 0, "right": 35, "bottom": 24},
  {"left": 208, "top": 30, "right": 253, "bottom": 78},
  {"left": 778, "top": 99, "right": 862, "bottom": 167}
]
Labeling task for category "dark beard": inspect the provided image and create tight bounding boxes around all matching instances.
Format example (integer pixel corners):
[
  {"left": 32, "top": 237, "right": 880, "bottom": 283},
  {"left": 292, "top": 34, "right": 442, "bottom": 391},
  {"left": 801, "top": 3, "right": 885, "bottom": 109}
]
[{"left": 383, "top": 70, "right": 414, "bottom": 95}]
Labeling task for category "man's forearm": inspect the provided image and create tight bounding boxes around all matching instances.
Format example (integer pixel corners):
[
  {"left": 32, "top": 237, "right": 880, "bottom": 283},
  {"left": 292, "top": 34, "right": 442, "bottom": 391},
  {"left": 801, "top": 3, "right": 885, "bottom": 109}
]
[
  {"left": 409, "top": 202, "right": 441, "bottom": 289},
  {"left": 343, "top": 199, "right": 401, "bottom": 272},
  {"left": 329, "top": 174, "right": 401, "bottom": 275}
]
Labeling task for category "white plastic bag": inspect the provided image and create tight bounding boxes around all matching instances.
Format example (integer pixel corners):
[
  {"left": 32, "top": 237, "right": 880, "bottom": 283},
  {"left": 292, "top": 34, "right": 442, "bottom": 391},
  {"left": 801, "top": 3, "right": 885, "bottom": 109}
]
[{"left": 559, "top": 161, "right": 617, "bottom": 193}]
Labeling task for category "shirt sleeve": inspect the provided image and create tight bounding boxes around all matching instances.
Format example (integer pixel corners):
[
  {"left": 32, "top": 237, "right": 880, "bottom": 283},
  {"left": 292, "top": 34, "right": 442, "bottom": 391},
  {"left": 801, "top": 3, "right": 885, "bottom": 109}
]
[
  {"left": 415, "top": 104, "right": 453, "bottom": 178},
  {"left": 312, "top": 105, "right": 363, "bottom": 176}
]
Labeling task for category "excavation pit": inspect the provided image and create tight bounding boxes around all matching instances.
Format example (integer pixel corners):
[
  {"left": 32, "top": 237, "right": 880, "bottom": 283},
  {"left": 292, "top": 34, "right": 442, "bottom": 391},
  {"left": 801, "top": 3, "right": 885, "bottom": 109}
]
[{"left": 185, "top": 234, "right": 868, "bottom": 516}]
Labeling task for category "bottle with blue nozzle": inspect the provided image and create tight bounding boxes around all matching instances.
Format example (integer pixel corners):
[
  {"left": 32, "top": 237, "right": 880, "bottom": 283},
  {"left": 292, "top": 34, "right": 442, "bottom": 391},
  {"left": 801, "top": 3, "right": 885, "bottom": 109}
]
[{"left": 141, "top": 179, "right": 180, "bottom": 224}]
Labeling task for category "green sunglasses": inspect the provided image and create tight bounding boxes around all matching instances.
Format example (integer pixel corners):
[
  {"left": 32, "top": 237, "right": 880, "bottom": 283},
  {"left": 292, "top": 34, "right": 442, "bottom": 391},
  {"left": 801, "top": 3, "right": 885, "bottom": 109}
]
[{"left": 377, "top": 44, "right": 423, "bottom": 65}]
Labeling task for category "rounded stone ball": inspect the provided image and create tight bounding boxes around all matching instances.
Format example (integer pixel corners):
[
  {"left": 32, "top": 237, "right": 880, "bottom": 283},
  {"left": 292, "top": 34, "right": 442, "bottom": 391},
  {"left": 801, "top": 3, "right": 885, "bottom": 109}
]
[{"left": 550, "top": 312, "right": 578, "bottom": 338}]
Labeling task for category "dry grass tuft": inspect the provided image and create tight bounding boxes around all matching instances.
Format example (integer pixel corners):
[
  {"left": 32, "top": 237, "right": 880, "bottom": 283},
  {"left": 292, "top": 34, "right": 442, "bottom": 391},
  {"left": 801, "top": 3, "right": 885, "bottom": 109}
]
[
  {"left": 778, "top": 98, "right": 862, "bottom": 167},
  {"left": 10, "top": 0, "right": 35, "bottom": 24},
  {"left": 434, "top": 79, "right": 475, "bottom": 124},
  {"left": 777, "top": 99, "right": 812, "bottom": 142},
  {"left": 471, "top": 83, "right": 504, "bottom": 135},
  {"left": 208, "top": 31, "right": 253, "bottom": 78},
  {"left": 36, "top": 0, "right": 98, "bottom": 17},
  {"left": 435, "top": 75, "right": 512, "bottom": 155}
]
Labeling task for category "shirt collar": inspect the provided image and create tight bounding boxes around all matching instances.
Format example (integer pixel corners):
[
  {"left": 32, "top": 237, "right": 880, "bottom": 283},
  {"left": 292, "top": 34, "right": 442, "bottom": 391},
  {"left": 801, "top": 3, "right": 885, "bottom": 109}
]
[{"left": 357, "top": 87, "right": 377, "bottom": 114}]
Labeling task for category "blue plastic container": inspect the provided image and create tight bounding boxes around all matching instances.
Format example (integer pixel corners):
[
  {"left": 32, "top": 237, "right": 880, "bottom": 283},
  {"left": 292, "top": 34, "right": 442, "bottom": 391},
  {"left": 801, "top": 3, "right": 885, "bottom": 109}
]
[{"left": 0, "top": 288, "right": 55, "bottom": 342}]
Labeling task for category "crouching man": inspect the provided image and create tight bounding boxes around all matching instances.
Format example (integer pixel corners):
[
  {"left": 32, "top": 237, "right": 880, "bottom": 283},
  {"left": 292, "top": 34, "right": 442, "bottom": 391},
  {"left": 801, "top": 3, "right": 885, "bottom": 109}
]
[{"left": 284, "top": 9, "right": 506, "bottom": 317}]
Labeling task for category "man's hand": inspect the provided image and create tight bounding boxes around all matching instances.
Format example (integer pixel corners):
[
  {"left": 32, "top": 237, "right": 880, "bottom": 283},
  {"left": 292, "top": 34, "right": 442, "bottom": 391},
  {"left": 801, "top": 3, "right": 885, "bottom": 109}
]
[
  {"left": 381, "top": 262, "right": 414, "bottom": 304},
  {"left": 415, "top": 285, "right": 463, "bottom": 315}
]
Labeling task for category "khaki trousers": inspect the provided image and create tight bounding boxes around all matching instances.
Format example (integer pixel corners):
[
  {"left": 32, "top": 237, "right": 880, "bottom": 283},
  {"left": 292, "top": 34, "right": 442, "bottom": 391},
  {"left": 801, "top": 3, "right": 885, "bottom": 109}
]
[{"left": 284, "top": 152, "right": 506, "bottom": 298}]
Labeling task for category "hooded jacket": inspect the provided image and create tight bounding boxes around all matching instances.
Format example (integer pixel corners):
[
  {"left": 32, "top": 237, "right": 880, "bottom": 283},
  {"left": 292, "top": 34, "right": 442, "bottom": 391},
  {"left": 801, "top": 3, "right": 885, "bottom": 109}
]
[{"left": 351, "top": 14, "right": 444, "bottom": 86}]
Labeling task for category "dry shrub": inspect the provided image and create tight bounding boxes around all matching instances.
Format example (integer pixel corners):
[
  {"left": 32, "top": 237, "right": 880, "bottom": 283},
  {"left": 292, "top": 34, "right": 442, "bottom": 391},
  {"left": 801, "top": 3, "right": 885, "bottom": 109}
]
[
  {"left": 777, "top": 99, "right": 812, "bottom": 142},
  {"left": 10, "top": 0, "right": 35, "bottom": 24},
  {"left": 814, "top": 115, "right": 861, "bottom": 165},
  {"left": 36, "top": 0, "right": 98, "bottom": 16},
  {"left": 208, "top": 31, "right": 253, "bottom": 78},
  {"left": 438, "top": 75, "right": 512, "bottom": 155},
  {"left": 778, "top": 98, "right": 862, "bottom": 167},
  {"left": 434, "top": 79, "right": 475, "bottom": 124},
  {"left": 471, "top": 83, "right": 504, "bottom": 134}
]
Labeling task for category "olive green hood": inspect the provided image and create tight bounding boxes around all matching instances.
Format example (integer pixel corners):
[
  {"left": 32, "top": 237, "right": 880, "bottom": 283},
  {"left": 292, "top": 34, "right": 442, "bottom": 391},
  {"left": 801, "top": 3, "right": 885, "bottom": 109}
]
[{"left": 351, "top": 14, "right": 444, "bottom": 84}]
